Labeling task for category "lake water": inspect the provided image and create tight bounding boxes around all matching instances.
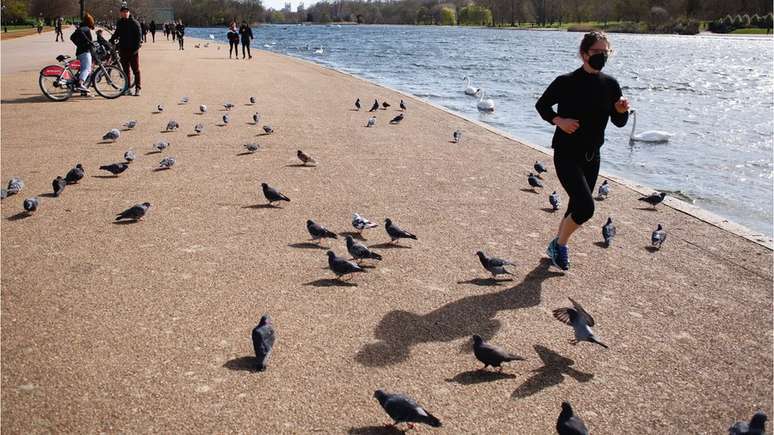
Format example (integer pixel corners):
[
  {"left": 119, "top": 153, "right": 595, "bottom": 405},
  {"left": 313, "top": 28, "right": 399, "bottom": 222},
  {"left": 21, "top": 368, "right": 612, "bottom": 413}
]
[{"left": 189, "top": 25, "right": 774, "bottom": 237}]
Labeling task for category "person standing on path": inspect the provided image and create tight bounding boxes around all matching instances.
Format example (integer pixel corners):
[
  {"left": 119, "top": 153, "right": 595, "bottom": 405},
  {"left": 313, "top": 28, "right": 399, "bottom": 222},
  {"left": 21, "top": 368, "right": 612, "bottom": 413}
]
[
  {"left": 239, "top": 21, "right": 253, "bottom": 59},
  {"left": 535, "top": 31, "right": 630, "bottom": 271},
  {"left": 110, "top": 6, "right": 143, "bottom": 96},
  {"left": 149, "top": 20, "right": 156, "bottom": 42},
  {"left": 69, "top": 13, "right": 94, "bottom": 93},
  {"left": 54, "top": 17, "right": 64, "bottom": 41},
  {"left": 227, "top": 22, "right": 239, "bottom": 59},
  {"left": 175, "top": 20, "right": 185, "bottom": 50},
  {"left": 140, "top": 19, "right": 148, "bottom": 43},
  {"left": 164, "top": 22, "right": 170, "bottom": 40}
]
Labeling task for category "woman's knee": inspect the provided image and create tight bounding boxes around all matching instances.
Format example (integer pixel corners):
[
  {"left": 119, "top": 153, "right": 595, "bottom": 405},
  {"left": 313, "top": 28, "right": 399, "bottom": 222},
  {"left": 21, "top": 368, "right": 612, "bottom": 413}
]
[{"left": 571, "top": 196, "right": 595, "bottom": 225}]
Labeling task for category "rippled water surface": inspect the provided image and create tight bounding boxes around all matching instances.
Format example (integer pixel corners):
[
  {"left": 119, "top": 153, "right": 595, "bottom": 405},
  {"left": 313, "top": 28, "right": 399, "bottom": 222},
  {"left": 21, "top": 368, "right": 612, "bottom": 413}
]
[{"left": 190, "top": 25, "right": 773, "bottom": 237}]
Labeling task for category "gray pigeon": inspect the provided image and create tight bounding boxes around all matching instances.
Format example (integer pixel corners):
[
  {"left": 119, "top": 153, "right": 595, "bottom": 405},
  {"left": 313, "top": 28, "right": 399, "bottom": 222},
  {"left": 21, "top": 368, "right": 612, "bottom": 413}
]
[
  {"left": 251, "top": 314, "right": 275, "bottom": 372},
  {"left": 52, "top": 176, "right": 66, "bottom": 197},
  {"left": 639, "top": 191, "right": 666, "bottom": 208},
  {"left": 472, "top": 334, "right": 524, "bottom": 371},
  {"left": 194, "top": 123, "right": 204, "bottom": 135},
  {"left": 262, "top": 125, "right": 274, "bottom": 134},
  {"left": 124, "top": 149, "right": 136, "bottom": 163},
  {"left": 103, "top": 128, "right": 120, "bottom": 142},
  {"left": 99, "top": 163, "right": 128, "bottom": 176},
  {"left": 326, "top": 250, "right": 365, "bottom": 280},
  {"left": 179, "top": 96, "right": 189, "bottom": 104},
  {"left": 346, "top": 235, "right": 382, "bottom": 263},
  {"left": 528, "top": 172, "right": 543, "bottom": 190},
  {"left": 366, "top": 116, "right": 376, "bottom": 127},
  {"left": 252, "top": 113, "right": 261, "bottom": 124},
  {"left": 123, "top": 120, "right": 138, "bottom": 130},
  {"left": 369, "top": 99, "right": 379, "bottom": 112},
  {"left": 156, "top": 104, "right": 164, "bottom": 112},
  {"left": 549, "top": 191, "right": 561, "bottom": 211},
  {"left": 373, "top": 390, "right": 442, "bottom": 429},
  {"left": 65, "top": 164, "right": 84, "bottom": 184},
  {"left": 249, "top": 96, "right": 256, "bottom": 104},
  {"left": 199, "top": 104, "right": 207, "bottom": 113},
  {"left": 153, "top": 141, "right": 169, "bottom": 152},
  {"left": 297, "top": 150, "right": 316, "bottom": 166},
  {"left": 651, "top": 224, "right": 666, "bottom": 249},
  {"left": 1, "top": 189, "right": 7, "bottom": 199},
  {"left": 261, "top": 182, "right": 290, "bottom": 206},
  {"left": 400, "top": 99, "right": 406, "bottom": 111},
  {"left": 553, "top": 297, "right": 608, "bottom": 348},
  {"left": 597, "top": 180, "right": 610, "bottom": 199},
  {"left": 6, "top": 177, "right": 24, "bottom": 195},
  {"left": 352, "top": 212, "right": 378, "bottom": 234},
  {"left": 389, "top": 113, "right": 404, "bottom": 124},
  {"left": 165, "top": 120, "right": 179, "bottom": 131},
  {"left": 534, "top": 161, "right": 548, "bottom": 176},
  {"left": 159, "top": 156, "right": 176, "bottom": 169},
  {"left": 244, "top": 143, "right": 259, "bottom": 153},
  {"left": 223, "top": 102, "right": 235, "bottom": 110},
  {"left": 452, "top": 129, "right": 462, "bottom": 143},
  {"left": 222, "top": 114, "right": 230, "bottom": 125},
  {"left": 729, "top": 411, "right": 767, "bottom": 435},
  {"left": 307, "top": 219, "right": 337, "bottom": 243},
  {"left": 602, "top": 217, "right": 616, "bottom": 248},
  {"left": 475, "top": 251, "right": 514, "bottom": 278},
  {"left": 115, "top": 202, "right": 151, "bottom": 221},
  {"left": 385, "top": 218, "right": 417, "bottom": 243},
  {"left": 557, "top": 401, "right": 589, "bottom": 435},
  {"left": 23, "top": 197, "right": 39, "bottom": 213}
]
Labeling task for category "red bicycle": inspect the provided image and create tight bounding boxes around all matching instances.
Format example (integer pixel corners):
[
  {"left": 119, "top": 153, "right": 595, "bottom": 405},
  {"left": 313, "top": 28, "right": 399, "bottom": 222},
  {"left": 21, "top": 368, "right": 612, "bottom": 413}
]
[{"left": 38, "top": 51, "right": 128, "bottom": 101}]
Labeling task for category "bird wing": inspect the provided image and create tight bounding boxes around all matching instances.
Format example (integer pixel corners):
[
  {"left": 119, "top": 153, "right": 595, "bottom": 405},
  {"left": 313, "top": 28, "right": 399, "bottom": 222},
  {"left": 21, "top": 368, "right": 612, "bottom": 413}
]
[
  {"left": 488, "top": 257, "right": 513, "bottom": 267},
  {"left": 568, "top": 298, "right": 595, "bottom": 327},
  {"left": 552, "top": 307, "right": 578, "bottom": 326}
]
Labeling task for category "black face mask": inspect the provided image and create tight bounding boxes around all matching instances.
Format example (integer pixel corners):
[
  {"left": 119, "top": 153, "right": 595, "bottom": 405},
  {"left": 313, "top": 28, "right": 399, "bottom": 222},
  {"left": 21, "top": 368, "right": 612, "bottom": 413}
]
[{"left": 588, "top": 53, "right": 608, "bottom": 71}]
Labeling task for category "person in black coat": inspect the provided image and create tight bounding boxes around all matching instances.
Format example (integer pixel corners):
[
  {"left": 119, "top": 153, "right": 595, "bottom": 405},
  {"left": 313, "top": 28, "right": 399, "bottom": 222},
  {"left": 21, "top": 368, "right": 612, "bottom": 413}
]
[
  {"left": 70, "top": 13, "right": 95, "bottom": 92},
  {"left": 110, "top": 6, "right": 143, "bottom": 96},
  {"left": 175, "top": 20, "right": 185, "bottom": 50},
  {"left": 149, "top": 20, "right": 156, "bottom": 42},
  {"left": 239, "top": 21, "right": 254, "bottom": 59},
  {"left": 140, "top": 20, "right": 148, "bottom": 43},
  {"left": 227, "top": 22, "right": 239, "bottom": 59}
]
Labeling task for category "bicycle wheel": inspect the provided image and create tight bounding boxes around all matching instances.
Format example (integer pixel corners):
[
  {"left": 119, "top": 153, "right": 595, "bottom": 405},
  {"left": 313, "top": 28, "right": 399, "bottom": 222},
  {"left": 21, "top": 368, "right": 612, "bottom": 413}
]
[
  {"left": 38, "top": 65, "right": 73, "bottom": 101},
  {"left": 92, "top": 65, "right": 128, "bottom": 99}
]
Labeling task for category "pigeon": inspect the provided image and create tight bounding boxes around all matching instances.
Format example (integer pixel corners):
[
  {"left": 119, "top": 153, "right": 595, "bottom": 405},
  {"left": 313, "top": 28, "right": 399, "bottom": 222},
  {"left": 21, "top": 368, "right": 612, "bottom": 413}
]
[
  {"left": 307, "top": 219, "right": 337, "bottom": 243},
  {"left": 156, "top": 104, "right": 164, "bottom": 112},
  {"left": 639, "top": 192, "right": 666, "bottom": 208},
  {"left": 452, "top": 129, "right": 462, "bottom": 143},
  {"left": 366, "top": 116, "right": 376, "bottom": 127},
  {"left": 373, "top": 390, "right": 442, "bottom": 429},
  {"left": 199, "top": 104, "right": 207, "bottom": 113},
  {"left": 326, "top": 250, "right": 365, "bottom": 279},
  {"left": 534, "top": 161, "right": 548, "bottom": 176},
  {"left": 194, "top": 123, "right": 204, "bottom": 135},
  {"left": 400, "top": 99, "right": 406, "bottom": 111},
  {"left": 352, "top": 212, "right": 378, "bottom": 234},
  {"left": 602, "top": 217, "right": 616, "bottom": 248},
  {"left": 52, "top": 176, "right": 66, "bottom": 197},
  {"left": 244, "top": 143, "right": 259, "bottom": 153},
  {"left": 597, "top": 180, "right": 610, "bottom": 199},
  {"left": 528, "top": 173, "right": 543, "bottom": 190},
  {"left": 6, "top": 177, "right": 24, "bottom": 195},
  {"left": 369, "top": 99, "right": 379, "bottom": 112},
  {"left": 115, "top": 202, "right": 151, "bottom": 221},
  {"left": 251, "top": 314, "right": 275, "bottom": 372},
  {"left": 389, "top": 113, "right": 404, "bottom": 124},
  {"left": 261, "top": 182, "right": 290, "bottom": 206},
  {"left": 179, "top": 96, "right": 189, "bottom": 104},
  {"left": 297, "top": 150, "right": 316, "bottom": 166},
  {"left": 99, "top": 163, "right": 128, "bottom": 176},
  {"left": 65, "top": 164, "right": 85, "bottom": 184},
  {"left": 472, "top": 334, "right": 525, "bottom": 371},
  {"left": 222, "top": 114, "right": 230, "bottom": 125},
  {"left": 223, "top": 102, "right": 235, "bottom": 110},
  {"left": 475, "top": 251, "right": 514, "bottom": 278},
  {"left": 165, "top": 120, "right": 179, "bottom": 131},
  {"left": 252, "top": 113, "right": 261, "bottom": 124},
  {"left": 123, "top": 120, "right": 137, "bottom": 130},
  {"left": 23, "top": 197, "right": 39, "bottom": 213},
  {"left": 249, "top": 96, "right": 256, "bottom": 104},
  {"left": 346, "top": 235, "right": 382, "bottom": 263},
  {"left": 729, "top": 411, "right": 767, "bottom": 435},
  {"left": 354, "top": 98, "right": 361, "bottom": 110},
  {"left": 651, "top": 224, "right": 667, "bottom": 249},
  {"left": 158, "top": 156, "right": 176, "bottom": 169},
  {"left": 382, "top": 101, "right": 391, "bottom": 110},
  {"left": 553, "top": 297, "right": 608, "bottom": 348},
  {"left": 124, "top": 149, "right": 136, "bottom": 163},
  {"left": 556, "top": 401, "right": 589, "bottom": 435},
  {"left": 385, "top": 218, "right": 417, "bottom": 243},
  {"left": 153, "top": 141, "right": 170, "bottom": 152},
  {"left": 262, "top": 125, "right": 274, "bottom": 134},
  {"left": 549, "top": 191, "right": 561, "bottom": 211},
  {"left": 103, "top": 128, "right": 120, "bottom": 142}
]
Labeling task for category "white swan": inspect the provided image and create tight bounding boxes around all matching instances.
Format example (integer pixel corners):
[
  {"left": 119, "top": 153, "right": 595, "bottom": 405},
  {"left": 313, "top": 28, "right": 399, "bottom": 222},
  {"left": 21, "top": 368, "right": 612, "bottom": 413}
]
[
  {"left": 463, "top": 76, "right": 479, "bottom": 96},
  {"left": 629, "top": 110, "right": 673, "bottom": 143},
  {"left": 314, "top": 46, "right": 324, "bottom": 54},
  {"left": 476, "top": 90, "right": 495, "bottom": 112}
]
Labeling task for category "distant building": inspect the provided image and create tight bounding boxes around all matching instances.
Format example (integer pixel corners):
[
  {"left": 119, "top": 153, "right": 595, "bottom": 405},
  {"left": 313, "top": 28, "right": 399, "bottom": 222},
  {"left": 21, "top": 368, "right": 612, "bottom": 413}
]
[{"left": 283, "top": 2, "right": 292, "bottom": 13}]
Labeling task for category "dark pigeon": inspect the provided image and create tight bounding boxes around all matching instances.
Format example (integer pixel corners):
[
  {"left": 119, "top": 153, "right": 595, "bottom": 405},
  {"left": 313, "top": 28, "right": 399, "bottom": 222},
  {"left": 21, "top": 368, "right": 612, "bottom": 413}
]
[
  {"left": 556, "top": 401, "right": 589, "bottom": 435},
  {"left": 475, "top": 251, "right": 514, "bottom": 278},
  {"left": 369, "top": 99, "right": 379, "bottom": 112},
  {"left": 385, "top": 218, "right": 417, "bottom": 243},
  {"left": 261, "top": 183, "right": 290, "bottom": 206},
  {"left": 729, "top": 411, "right": 767, "bottom": 435},
  {"left": 639, "top": 191, "right": 666, "bottom": 208},
  {"left": 389, "top": 113, "right": 404, "bottom": 124},
  {"left": 528, "top": 172, "right": 543, "bottom": 190},
  {"left": 651, "top": 224, "right": 667, "bottom": 249},
  {"left": 306, "top": 219, "right": 337, "bottom": 243},
  {"left": 534, "top": 161, "right": 548, "bottom": 176},
  {"left": 326, "top": 250, "right": 365, "bottom": 279},
  {"left": 65, "top": 164, "right": 85, "bottom": 184},
  {"left": 382, "top": 101, "right": 391, "bottom": 110},
  {"left": 597, "top": 180, "right": 610, "bottom": 199},
  {"left": 373, "top": 390, "right": 441, "bottom": 429},
  {"left": 23, "top": 197, "right": 39, "bottom": 213},
  {"left": 115, "top": 202, "right": 151, "bottom": 221},
  {"left": 263, "top": 125, "right": 274, "bottom": 134},
  {"left": 354, "top": 98, "right": 361, "bottom": 111},
  {"left": 602, "top": 217, "right": 616, "bottom": 248},
  {"left": 345, "top": 235, "right": 382, "bottom": 263},
  {"left": 553, "top": 297, "right": 608, "bottom": 348},
  {"left": 400, "top": 99, "right": 406, "bottom": 111},
  {"left": 251, "top": 314, "right": 275, "bottom": 372},
  {"left": 297, "top": 150, "right": 316, "bottom": 166},
  {"left": 52, "top": 176, "right": 66, "bottom": 197},
  {"left": 99, "top": 163, "right": 129, "bottom": 176},
  {"left": 472, "top": 334, "right": 524, "bottom": 371}
]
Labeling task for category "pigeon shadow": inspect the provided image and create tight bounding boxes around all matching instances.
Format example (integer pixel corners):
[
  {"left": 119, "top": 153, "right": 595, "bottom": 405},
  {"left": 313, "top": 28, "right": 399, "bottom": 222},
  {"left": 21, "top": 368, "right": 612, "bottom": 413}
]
[
  {"left": 356, "top": 259, "right": 562, "bottom": 367},
  {"left": 186, "top": 133, "right": 200, "bottom": 137},
  {"left": 446, "top": 369, "right": 517, "bottom": 385},
  {"left": 92, "top": 175, "right": 120, "bottom": 179},
  {"left": 637, "top": 207, "right": 659, "bottom": 212},
  {"left": 285, "top": 163, "right": 313, "bottom": 168},
  {"left": 6, "top": 212, "right": 31, "bottom": 221},
  {"left": 519, "top": 188, "right": 540, "bottom": 194},
  {"left": 112, "top": 220, "right": 140, "bottom": 225},
  {"left": 237, "top": 151, "right": 256, "bottom": 156},
  {"left": 304, "top": 278, "right": 358, "bottom": 288},
  {"left": 541, "top": 207, "right": 558, "bottom": 213},
  {"left": 594, "top": 197, "right": 606, "bottom": 202},
  {"left": 223, "top": 356, "right": 258, "bottom": 372},
  {"left": 160, "top": 130, "right": 175, "bottom": 134},
  {"left": 339, "top": 231, "right": 366, "bottom": 241},
  {"left": 145, "top": 151, "right": 162, "bottom": 155},
  {"left": 511, "top": 345, "right": 594, "bottom": 399},
  {"left": 593, "top": 241, "right": 609, "bottom": 249},
  {"left": 288, "top": 242, "right": 327, "bottom": 250},
  {"left": 152, "top": 111, "right": 163, "bottom": 114},
  {"left": 256, "top": 133, "right": 272, "bottom": 137},
  {"left": 194, "top": 112, "right": 204, "bottom": 115},
  {"left": 152, "top": 167, "right": 171, "bottom": 172},
  {"left": 645, "top": 246, "right": 660, "bottom": 253},
  {"left": 368, "top": 242, "right": 411, "bottom": 250},
  {"left": 242, "top": 204, "right": 277, "bottom": 209},
  {"left": 97, "top": 140, "right": 115, "bottom": 144},
  {"left": 348, "top": 426, "right": 405, "bottom": 435},
  {"left": 456, "top": 277, "right": 511, "bottom": 286},
  {"left": 39, "top": 192, "right": 59, "bottom": 198}
]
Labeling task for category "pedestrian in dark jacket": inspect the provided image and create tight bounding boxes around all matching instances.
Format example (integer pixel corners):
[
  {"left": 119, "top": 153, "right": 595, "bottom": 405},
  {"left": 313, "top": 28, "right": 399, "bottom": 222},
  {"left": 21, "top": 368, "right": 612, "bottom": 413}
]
[
  {"left": 70, "top": 13, "right": 94, "bottom": 92},
  {"left": 227, "top": 22, "right": 239, "bottom": 59},
  {"left": 149, "top": 20, "right": 156, "bottom": 42},
  {"left": 175, "top": 20, "right": 185, "bottom": 50},
  {"left": 140, "top": 20, "right": 148, "bottom": 43},
  {"left": 239, "top": 21, "right": 254, "bottom": 59},
  {"left": 110, "top": 6, "right": 143, "bottom": 96},
  {"left": 55, "top": 17, "right": 64, "bottom": 41}
]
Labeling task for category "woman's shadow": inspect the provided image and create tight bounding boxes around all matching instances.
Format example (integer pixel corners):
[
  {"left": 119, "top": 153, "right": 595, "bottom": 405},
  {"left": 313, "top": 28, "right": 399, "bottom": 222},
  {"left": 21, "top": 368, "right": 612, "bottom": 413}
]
[{"left": 355, "top": 259, "right": 562, "bottom": 367}]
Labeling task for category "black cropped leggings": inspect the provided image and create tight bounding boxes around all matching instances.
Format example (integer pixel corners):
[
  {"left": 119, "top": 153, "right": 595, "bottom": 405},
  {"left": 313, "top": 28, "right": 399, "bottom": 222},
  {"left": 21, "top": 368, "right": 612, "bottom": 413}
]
[
  {"left": 229, "top": 40, "right": 239, "bottom": 57},
  {"left": 554, "top": 148, "right": 600, "bottom": 226}
]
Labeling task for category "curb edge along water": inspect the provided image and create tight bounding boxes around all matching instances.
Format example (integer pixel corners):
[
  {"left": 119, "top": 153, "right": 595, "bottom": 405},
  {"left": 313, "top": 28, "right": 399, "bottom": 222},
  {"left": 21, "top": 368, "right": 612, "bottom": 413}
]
[{"left": 190, "top": 35, "right": 773, "bottom": 250}]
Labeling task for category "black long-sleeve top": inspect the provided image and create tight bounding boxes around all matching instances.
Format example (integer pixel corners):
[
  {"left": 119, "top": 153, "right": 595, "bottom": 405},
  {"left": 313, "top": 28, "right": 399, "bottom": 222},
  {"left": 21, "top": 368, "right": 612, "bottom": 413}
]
[
  {"left": 535, "top": 67, "right": 628, "bottom": 154},
  {"left": 70, "top": 25, "right": 93, "bottom": 56}
]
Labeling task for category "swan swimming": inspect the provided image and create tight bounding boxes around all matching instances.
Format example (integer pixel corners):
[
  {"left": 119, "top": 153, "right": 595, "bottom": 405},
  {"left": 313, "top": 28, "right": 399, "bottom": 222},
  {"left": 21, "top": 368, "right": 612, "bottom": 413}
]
[
  {"left": 314, "top": 46, "right": 324, "bottom": 54},
  {"left": 463, "top": 76, "right": 479, "bottom": 96},
  {"left": 629, "top": 110, "right": 673, "bottom": 143},
  {"left": 476, "top": 90, "right": 495, "bottom": 112}
]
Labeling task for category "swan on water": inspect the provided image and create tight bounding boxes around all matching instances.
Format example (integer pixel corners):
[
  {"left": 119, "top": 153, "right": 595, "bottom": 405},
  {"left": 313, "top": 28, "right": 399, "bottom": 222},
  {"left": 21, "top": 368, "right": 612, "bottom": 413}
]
[
  {"left": 314, "top": 46, "right": 324, "bottom": 54},
  {"left": 629, "top": 109, "right": 673, "bottom": 143},
  {"left": 476, "top": 90, "right": 495, "bottom": 112},
  {"left": 463, "top": 76, "right": 479, "bottom": 96}
]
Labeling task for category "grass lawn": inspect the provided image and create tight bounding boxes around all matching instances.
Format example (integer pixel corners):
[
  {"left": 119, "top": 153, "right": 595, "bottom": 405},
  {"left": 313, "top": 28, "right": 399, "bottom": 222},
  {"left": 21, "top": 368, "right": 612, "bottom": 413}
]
[{"left": 731, "top": 27, "right": 772, "bottom": 34}]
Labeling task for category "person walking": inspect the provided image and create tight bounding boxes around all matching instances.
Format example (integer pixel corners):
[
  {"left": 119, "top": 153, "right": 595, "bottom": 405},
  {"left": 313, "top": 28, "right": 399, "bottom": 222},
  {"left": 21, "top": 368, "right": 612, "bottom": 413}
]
[
  {"left": 175, "top": 20, "right": 185, "bottom": 50},
  {"left": 55, "top": 16, "right": 64, "bottom": 41},
  {"left": 69, "top": 13, "right": 94, "bottom": 93},
  {"left": 227, "top": 22, "right": 239, "bottom": 59},
  {"left": 140, "top": 19, "right": 148, "bottom": 43},
  {"left": 110, "top": 6, "right": 143, "bottom": 96},
  {"left": 239, "top": 21, "right": 254, "bottom": 59},
  {"left": 164, "top": 22, "right": 170, "bottom": 40},
  {"left": 535, "top": 31, "right": 630, "bottom": 271},
  {"left": 149, "top": 20, "right": 156, "bottom": 42},
  {"left": 171, "top": 21, "right": 176, "bottom": 41}
]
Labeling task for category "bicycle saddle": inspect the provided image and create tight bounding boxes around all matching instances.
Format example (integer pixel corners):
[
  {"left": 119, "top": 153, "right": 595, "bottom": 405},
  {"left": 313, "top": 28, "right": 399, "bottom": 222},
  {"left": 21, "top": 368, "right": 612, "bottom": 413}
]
[{"left": 56, "top": 54, "right": 71, "bottom": 62}]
